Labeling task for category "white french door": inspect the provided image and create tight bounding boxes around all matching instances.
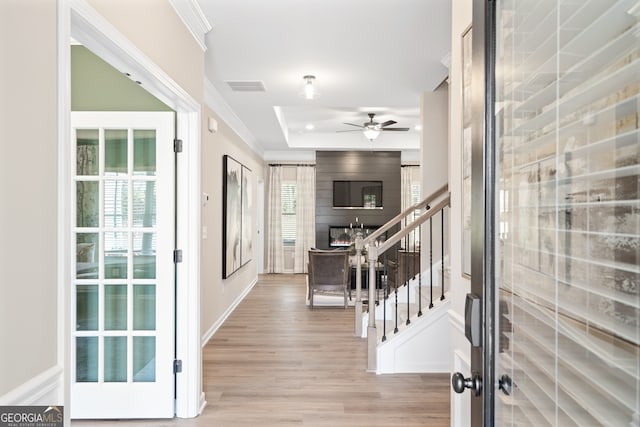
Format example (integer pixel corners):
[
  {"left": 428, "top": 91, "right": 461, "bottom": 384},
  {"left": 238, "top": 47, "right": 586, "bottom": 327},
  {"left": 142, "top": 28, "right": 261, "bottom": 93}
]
[{"left": 70, "top": 112, "right": 175, "bottom": 419}]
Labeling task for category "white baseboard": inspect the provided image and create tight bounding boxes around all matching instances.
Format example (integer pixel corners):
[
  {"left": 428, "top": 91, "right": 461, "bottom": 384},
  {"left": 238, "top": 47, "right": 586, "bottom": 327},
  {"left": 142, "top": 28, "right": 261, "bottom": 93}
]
[
  {"left": 199, "top": 391, "right": 207, "bottom": 414},
  {"left": 201, "top": 276, "right": 258, "bottom": 347},
  {"left": 0, "top": 365, "right": 63, "bottom": 406}
]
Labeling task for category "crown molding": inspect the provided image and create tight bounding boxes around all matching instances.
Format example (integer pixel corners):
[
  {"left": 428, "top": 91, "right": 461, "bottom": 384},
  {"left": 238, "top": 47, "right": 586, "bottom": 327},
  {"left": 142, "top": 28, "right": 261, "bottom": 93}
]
[
  {"left": 440, "top": 52, "right": 451, "bottom": 70},
  {"left": 169, "top": 0, "right": 212, "bottom": 51},
  {"left": 263, "top": 150, "right": 316, "bottom": 162},
  {"left": 204, "top": 79, "right": 264, "bottom": 157}
]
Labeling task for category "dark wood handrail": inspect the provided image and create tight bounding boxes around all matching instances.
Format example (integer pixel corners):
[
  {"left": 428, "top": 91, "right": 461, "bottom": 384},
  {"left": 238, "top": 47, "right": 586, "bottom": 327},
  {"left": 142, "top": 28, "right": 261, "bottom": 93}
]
[
  {"left": 375, "top": 196, "right": 450, "bottom": 255},
  {"left": 363, "top": 183, "right": 449, "bottom": 247}
]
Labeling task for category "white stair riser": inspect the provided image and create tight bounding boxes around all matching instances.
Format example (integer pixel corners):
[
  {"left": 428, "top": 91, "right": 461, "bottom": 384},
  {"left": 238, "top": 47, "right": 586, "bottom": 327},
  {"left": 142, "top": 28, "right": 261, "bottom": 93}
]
[{"left": 376, "top": 302, "right": 451, "bottom": 374}]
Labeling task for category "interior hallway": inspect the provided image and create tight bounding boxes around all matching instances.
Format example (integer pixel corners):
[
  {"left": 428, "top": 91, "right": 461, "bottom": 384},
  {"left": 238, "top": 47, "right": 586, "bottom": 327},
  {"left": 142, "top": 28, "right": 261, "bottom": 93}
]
[{"left": 73, "top": 274, "right": 450, "bottom": 426}]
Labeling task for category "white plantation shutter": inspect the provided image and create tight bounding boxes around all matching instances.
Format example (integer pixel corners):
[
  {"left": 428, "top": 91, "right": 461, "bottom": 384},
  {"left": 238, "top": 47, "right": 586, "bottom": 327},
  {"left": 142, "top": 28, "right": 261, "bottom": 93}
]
[
  {"left": 494, "top": 1, "right": 640, "bottom": 425},
  {"left": 281, "top": 182, "right": 296, "bottom": 245}
]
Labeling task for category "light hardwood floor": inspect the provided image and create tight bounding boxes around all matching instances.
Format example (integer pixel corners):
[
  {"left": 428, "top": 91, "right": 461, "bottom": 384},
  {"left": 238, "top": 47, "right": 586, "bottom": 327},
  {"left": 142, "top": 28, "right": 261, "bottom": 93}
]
[{"left": 72, "top": 274, "right": 450, "bottom": 426}]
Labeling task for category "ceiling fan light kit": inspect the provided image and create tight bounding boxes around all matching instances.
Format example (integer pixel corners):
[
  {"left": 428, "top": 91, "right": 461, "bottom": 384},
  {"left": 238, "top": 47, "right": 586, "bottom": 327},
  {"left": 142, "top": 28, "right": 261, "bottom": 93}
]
[
  {"left": 363, "top": 128, "right": 381, "bottom": 141},
  {"left": 340, "top": 113, "right": 410, "bottom": 141}
]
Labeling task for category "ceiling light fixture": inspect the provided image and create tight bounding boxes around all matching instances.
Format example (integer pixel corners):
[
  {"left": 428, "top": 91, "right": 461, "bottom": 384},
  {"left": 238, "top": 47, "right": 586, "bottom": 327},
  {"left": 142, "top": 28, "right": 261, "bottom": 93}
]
[
  {"left": 363, "top": 127, "right": 381, "bottom": 141},
  {"left": 303, "top": 75, "right": 316, "bottom": 100}
]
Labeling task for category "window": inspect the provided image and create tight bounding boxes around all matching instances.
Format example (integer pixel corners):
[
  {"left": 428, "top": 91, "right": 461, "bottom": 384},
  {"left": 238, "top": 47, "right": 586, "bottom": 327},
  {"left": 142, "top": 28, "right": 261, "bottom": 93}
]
[
  {"left": 281, "top": 182, "right": 296, "bottom": 245},
  {"left": 402, "top": 166, "right": 421, "bottom": 250},
  {"left": 410, "top": 183, "right": 421, "bottom": 205},
  {"left": 407, "top": 181, "right": 421, "bottom": 250},
  {"left": 410, "top": 182, "right": 421, "bottom": 219}
]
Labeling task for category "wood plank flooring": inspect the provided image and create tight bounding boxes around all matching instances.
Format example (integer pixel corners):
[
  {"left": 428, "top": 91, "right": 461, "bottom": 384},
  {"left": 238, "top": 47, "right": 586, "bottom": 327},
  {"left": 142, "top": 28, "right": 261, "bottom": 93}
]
[{"left": 72, "top": 274, "right": 450, "bottom": 426}]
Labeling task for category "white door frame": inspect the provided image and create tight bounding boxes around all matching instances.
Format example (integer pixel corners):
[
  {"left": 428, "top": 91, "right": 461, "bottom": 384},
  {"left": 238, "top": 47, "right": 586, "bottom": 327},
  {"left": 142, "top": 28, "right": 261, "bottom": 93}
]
[{"left": 58, "top": 0, "right": 203, "bottom": 419}]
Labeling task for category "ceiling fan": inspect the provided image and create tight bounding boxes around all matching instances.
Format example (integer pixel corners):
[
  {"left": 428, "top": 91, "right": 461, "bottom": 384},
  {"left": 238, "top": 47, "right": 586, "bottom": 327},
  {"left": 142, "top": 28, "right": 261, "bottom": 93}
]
[{"left": 339, "top": 113, "right": 410, "bottom": 141}]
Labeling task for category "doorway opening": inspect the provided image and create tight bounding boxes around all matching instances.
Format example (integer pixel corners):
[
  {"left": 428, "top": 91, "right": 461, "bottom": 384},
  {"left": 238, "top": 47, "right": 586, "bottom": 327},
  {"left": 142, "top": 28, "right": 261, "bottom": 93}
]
[{"left": 59, "top": 3, "right": 203, "bottom": 419}]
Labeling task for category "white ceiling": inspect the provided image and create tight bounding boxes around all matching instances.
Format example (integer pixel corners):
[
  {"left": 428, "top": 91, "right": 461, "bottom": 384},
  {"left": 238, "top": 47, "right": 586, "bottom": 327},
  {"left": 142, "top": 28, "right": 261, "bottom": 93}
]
[{"left": 197, "top": 0, "right": 452, "bottom": 156}]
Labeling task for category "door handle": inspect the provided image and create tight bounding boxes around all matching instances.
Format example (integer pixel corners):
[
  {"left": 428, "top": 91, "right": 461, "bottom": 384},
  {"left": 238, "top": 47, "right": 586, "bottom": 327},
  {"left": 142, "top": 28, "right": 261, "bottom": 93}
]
[
  {"left": 465, "top": 293, "right": 482, "bottom": 347},
  {"left": 452, "top": 371, "right": 482, "bottom": 396}
]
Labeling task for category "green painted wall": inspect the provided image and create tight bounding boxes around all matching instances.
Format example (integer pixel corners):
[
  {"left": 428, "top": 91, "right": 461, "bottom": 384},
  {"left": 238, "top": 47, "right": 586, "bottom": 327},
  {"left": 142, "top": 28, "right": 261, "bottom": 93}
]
[{"left": 71, "top": 45, "right": 172, "bottom": 111}]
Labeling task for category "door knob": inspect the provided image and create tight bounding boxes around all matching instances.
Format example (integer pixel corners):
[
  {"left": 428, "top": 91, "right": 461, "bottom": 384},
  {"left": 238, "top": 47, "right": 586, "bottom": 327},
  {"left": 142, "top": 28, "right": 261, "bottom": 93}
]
[
  {"left": 452, "top": 371, "right": 482, "bottom": 396},
  {"left": 499, "top": 374, "right": 512, "bottom": 396}
]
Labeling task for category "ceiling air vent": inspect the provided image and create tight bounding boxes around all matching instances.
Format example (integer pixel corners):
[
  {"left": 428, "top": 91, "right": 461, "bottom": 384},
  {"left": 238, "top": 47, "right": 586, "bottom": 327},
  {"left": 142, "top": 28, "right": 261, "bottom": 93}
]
[{"left": 225, "top": 80, "right": 266, "bottom": 92}]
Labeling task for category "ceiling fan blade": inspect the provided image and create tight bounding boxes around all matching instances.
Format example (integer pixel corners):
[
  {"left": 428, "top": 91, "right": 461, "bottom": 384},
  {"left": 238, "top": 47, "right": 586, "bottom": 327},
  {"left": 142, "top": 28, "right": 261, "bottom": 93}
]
[
  {"left": 381, "top": 127, "right": 410, "bottom": 131},
  {"left": 379, "top": 120, "right": 397, "bottom": 127},
  {"left": 336, "top": 129, "right": 362, "bottom": 133},
  {"left": 343, "top": 122, "right": 365, "bottom": 128}
]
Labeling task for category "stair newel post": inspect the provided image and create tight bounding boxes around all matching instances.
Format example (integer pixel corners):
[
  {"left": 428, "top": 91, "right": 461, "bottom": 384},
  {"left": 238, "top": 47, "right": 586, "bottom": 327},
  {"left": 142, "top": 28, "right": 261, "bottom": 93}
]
[
  {"left": 403, "top": 228, "right": 409, "bottom": 288},
  {"left": 354, "top": 232, "right": 364, "bottom": 337},
  {"left": 367, "top": 244, "right": 379, "bottom": 372},
  {"left": 440, "top": 208, "right": 445, "bottom": 301},
  {"left": 394, "top": 244, "right": 399, "bottom": 334},
  {"left": 406, "top": 266, "right": 411, "bottom": 326},
  {"left": 429, "top": 216, "right": 434, "bottom": 309},
  {"left": 382, "top": 251, "right": 388, "bottom": 342}
]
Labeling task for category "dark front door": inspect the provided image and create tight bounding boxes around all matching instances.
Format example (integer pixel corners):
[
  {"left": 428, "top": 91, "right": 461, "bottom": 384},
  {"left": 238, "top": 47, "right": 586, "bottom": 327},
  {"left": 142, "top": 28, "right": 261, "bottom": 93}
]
[{"left": 450, "top": 1, "right": 497, "bottom": 425}]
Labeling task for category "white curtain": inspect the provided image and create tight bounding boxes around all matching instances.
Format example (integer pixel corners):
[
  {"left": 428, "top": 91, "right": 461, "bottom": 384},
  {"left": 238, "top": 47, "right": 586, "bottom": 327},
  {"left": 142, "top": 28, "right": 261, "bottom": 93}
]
[
  {"left": 294, "top": 165, "right": 315, "bottom": 273},
  {"left": 401, "top": 166, "right": 414, "bottom": 213},
  {"left": 266, "top": 165, "right": 284, "bottom": 273},
  {"left": 401, "top": 166, "right": 419, "bottom": 250}
]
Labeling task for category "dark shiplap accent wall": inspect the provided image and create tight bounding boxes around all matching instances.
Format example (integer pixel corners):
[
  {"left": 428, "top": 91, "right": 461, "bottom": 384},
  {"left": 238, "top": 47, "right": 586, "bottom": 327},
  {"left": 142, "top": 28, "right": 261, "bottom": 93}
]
[{"left": 315, "top": 151, "right": 401, "bottom": 249}]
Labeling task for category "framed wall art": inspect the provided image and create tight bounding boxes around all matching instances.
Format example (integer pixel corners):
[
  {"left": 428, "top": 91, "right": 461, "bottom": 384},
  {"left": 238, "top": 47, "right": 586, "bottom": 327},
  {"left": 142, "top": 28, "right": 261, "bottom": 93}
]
[{"left": 223, "top": 155, "right": 250, "bottom": 278}]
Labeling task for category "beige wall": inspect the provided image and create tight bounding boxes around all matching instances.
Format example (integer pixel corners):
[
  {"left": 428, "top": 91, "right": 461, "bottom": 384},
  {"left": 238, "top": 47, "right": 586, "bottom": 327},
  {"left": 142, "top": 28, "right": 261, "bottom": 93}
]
[
  {"left": 200, "top": 107, "right": 265, "bottom": 337},
  {"left": 421, "top": 84, "right": 450, "bottom": 197},
  {"left": 420, "top": 84, "right": 450, "bottom": 271},
  {"left": 0, "top": 0, "right": 59, "bottom": 396}
]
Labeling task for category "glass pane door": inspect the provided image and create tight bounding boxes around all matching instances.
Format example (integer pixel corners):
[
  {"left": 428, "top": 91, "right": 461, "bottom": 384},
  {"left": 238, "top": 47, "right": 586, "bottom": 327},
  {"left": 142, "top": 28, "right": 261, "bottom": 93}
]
[
  {"left": 71, "top": 112, "right": 175, "bottom": 419},
  {"left": 494, "top": 1, "right": 639, "bottom": 425}
]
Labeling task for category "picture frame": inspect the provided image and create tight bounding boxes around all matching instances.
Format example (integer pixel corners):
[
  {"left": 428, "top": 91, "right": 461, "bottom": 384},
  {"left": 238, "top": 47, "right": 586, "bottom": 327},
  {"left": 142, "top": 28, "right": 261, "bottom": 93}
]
[
  {"left": 461, "top": 24, "right": 472, "bottom": 279},
  {"left": 240, "top": 164, "right": 253, "bottom": 267},
  {"left": 223, "top": 155, "right": 243, "bottom": 278}
]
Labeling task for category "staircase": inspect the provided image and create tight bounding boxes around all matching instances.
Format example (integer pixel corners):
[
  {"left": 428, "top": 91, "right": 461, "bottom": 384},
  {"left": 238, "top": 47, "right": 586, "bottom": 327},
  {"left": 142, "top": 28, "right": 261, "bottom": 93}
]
[
  {"left": 353, "top": 184, "right": 451, "bottom": 373},
  {"left": 362, "top": 266, "right": 452, "bottom": 374}
]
